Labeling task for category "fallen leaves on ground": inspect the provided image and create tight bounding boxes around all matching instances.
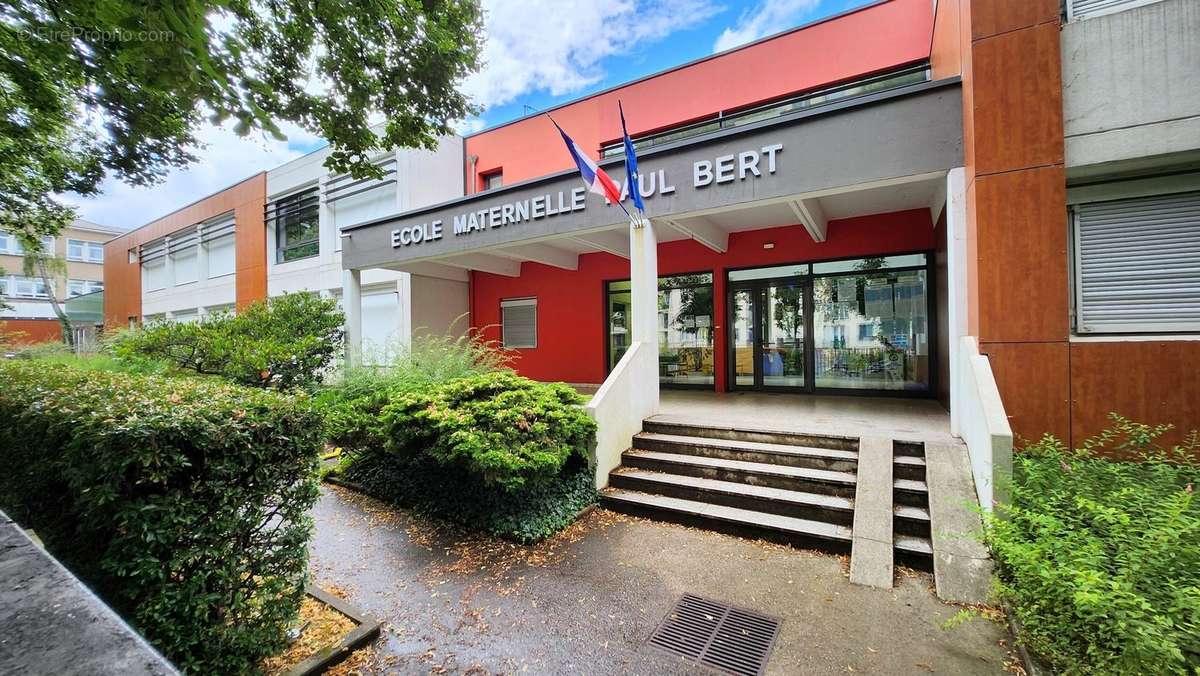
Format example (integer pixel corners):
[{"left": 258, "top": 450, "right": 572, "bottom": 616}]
[{"left": 259, "top": 596, "right": 356, "bottom": 675}]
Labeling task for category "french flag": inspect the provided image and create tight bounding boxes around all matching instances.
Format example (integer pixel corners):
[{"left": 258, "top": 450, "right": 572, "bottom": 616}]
[{"left": 551, "top": 118, "right": 624, "bottom": 205}]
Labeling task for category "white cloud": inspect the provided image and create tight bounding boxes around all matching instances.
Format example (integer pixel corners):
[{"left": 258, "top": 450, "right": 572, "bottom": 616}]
[
  {"left": 713, "top": 0, "right": 820, "bottom": 52},
  {"left": 69, "top": 0, "right": 723, "bottom": 229},
  {"left": 66, "top": 121, "right": 323, "bottom": 231},
  {"left": 464, "top": 0, "right": 722, "bottom": 110}
]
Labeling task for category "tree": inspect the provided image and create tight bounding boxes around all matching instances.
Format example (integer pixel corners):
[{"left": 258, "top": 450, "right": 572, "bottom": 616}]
[
  {"left": 0, "top": 264, "right": 10, "bottom": 312},
  {"left": 111, "top": 292, "right": 345, "bottom": 389},
  {"left": 0, "top": 0, "right": 483, "bottom": 236},
  {"left": 15, "top": 231, "right": 72, "bottom": 345}
]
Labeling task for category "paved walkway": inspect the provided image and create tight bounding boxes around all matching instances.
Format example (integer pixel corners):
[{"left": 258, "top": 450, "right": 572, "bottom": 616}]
[{"left": 309, "top": 486, "right": 1014, "bottom": 675}]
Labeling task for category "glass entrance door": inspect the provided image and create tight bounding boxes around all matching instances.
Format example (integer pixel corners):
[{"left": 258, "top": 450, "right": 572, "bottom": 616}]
[{"left": 729, "top": 280, "right": 807, "bottom": 391}]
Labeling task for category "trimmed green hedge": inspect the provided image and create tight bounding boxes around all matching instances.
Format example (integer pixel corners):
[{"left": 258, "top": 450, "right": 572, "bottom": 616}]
[
  {"left": 331, "top": 371, "right": 598, "bottom": 541},
  {"left": 985, "top": 416, "right": 1199, "bottom": 675},
  {"left": 0, "top": 361, "right": 323, "bottom": 674}
]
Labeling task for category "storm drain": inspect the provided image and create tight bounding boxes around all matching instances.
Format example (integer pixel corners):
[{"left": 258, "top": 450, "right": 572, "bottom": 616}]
[{"left": 648, "top": 593, "right": 782, "bottom": 676}]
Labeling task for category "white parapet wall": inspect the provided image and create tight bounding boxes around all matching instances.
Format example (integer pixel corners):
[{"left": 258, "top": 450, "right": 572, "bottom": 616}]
[
  {"left": 955, "top": 336, "right": 1013, "bottom": 512},
  {"left": 585, "top": 340, "right": 659, "bottom": 490}
]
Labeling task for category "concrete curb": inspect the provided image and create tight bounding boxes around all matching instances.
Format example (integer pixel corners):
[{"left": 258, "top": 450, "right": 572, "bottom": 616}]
[{"left": 283, "top": 586, "right": 382, "bottom": 676}]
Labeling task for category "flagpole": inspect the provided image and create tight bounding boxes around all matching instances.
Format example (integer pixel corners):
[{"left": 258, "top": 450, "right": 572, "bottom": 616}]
[{"left": 547, "top": 113, "right": 639, "bottom": 227}]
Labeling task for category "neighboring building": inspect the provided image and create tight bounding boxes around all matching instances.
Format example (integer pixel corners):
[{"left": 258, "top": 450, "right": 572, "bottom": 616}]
[
  {"left": 1, "top": 219, "right": 122, "bottom": 343},
  {"left": 102, "top": 137, "right": 465, "bottom": 356}
]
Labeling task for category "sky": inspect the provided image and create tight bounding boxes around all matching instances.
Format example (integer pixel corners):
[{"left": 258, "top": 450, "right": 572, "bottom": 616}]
[{"left": 68, "top": 0, "right": 866, "bottom": 231}]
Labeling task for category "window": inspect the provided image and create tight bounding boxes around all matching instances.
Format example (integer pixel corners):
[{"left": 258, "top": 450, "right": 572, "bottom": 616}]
[
  {"left": 501, "top": 298, "right": 537, "bottom": 348},
  {"left": 0, "top": 231, "right": 18, "bottom": 255},
  {"left": 607, "top": 273, "right": 716, "bottom": 386},
  {"left": 11, "top": 276, "right": 48, "bottom": 298},
  {"left": 270, "top": 188, "right": 319, "bottom": 263},
  {"left": 143, "top": 258, "right": 168, "bottom": 291},
  {"left": 1073, "top": 190, "right": 1200, "bottom": 333},
  {"left": 207, "top": 236, "right": 236, "bottom": 278},
  {"left": 0, "top": 277, "right": 7, "bottom": 296},
  {"left": 173, "top": 247, "right": 198, "bottom": 285},
  {"left": 67, "top": 239, "right": 104, "bottom": 263},
  {"left": 67, "top": 279, "right": 103, "bottom": 297},
  {"left": 0, "top": 233, "right": 51, "bottom": 255},
  {"left": 600, "top": 63, "right": 930, "bottom": 158},
  {"left": 1067, "top": 0, "right": 1162, "bottom": 21},
  {"left": 481, "top": 171, "right": 503, "bottom": 191}
]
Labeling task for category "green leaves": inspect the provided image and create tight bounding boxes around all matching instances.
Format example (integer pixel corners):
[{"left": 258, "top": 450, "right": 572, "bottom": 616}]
[
  {"left": 110, "top": 291, "right": 344, "bottom": 390},
  {"left": 984, "top": 415, "right": 1200, "bottom": 674},
  {"left": 0, "top": 360, "right": 323, "bottom": 673},
  {"left": 2, "top": 0, "right": 482, "bottom": 237}
]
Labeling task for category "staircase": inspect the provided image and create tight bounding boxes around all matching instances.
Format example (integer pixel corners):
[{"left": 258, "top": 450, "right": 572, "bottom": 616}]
[
  {"left": 893, "top": 441, "right": 933, "bottom": 569},
  {"left": 600, "top": 418, "right": 935, "bottom": 570}
]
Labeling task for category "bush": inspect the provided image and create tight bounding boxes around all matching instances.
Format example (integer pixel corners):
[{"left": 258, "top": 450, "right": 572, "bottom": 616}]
[
  {"left": 340, "top": 451, "right": 597, "bottom": 543},
  {"left": 318, "top": 329, "right": 512, "bottom": 456},
  {"left": 111, "top": 292, "right": 343, "bottom": 389},
  {"left": 380, "top": 371, "right": 596, "bottom": 491},
  {"left": 0, "top": 360, "right": 323, "bottom": 674},
  {"left": 984, "top": 415, "right": 1200, "bottom": 675},
  {"left": 329, "top": 370, "right": 598, "bottom": 541}
]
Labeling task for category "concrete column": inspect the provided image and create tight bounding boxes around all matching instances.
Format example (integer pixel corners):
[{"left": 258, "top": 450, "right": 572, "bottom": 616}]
[
  {"left": 343, "top": 268, "right": 363, "bottom": 367},
  {"left": 196, "top": 223, "right": 209, "bottom": 282},
  {"left": 629, "top": 216, "right": 660, "bottom": 411},
  {"left": 944, "top": 167, "right": 968, "bottom": 437},
  {"left": 318, "top": 175, "right": 335, "bottom": 256},
  {"left": 395, "top": 274, "right": 413, "bottom": 352}
]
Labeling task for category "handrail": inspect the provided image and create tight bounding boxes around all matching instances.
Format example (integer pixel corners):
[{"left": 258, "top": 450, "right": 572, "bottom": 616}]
[
  {"left": 955, "top": 336, "right": 1014, "bottom": 512},
  {"left": 584, "top": 340, "right": 659, "bottom": 489}
]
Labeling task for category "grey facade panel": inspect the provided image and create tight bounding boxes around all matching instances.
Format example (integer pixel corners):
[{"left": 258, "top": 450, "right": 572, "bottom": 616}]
[{"left": 341, "top": 80, "right": 963, "bottom": 271}]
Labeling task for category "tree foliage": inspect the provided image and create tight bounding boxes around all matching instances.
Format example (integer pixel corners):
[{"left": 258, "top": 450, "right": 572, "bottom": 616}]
[
  {"left": 0, "top": 0, "right": 483, "bottom": 234},
  {"left": 111, "top": 291, "right": 344, "bottom": 389}
]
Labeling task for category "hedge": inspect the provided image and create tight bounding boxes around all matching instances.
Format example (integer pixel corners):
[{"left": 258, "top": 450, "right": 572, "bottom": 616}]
[
  {"left": 985, "top": 416, "right": 1199, "bottom": 674},
  {"left": 0, "top": 361, "right": 323, "bottom": 674},
  {"left": 332, "top": 371, "right": 598, "bottom": 541}
]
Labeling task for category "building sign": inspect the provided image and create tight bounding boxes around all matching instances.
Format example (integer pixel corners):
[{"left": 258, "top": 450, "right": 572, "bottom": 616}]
[{"left": 390, "top": 143, "right": 785, "bottom": 248}]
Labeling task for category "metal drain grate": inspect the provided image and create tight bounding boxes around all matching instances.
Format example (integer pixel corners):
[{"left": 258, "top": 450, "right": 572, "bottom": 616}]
[{"left": 648, "top": 594, "right": 782, "bottom": 676}]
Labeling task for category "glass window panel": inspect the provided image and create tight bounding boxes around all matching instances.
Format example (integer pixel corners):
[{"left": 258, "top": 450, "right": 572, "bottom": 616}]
[
  {"left": 762, "top": 282, "right": 805, "bottom": 387},
  {"left": 812, "top": 253, "right": 926, "bottom": 275},
  {"left": 207, "top": 236, "right": 236, "bottom": 278},
  {"left": 729, "top": 264, "right": 809, "bottom": 282},
  {"left": 812, "top": 270, "right": 929, "bottom": 392},
  {"left": 607, "top": 274, "right": 715, "bottom": 386},
  {"left": 173, "top": 248, "right": 198, "bottom": 285}
]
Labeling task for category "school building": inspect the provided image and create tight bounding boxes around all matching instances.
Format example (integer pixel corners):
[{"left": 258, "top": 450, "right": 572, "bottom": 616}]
[{"left": 104, "top": 0, "right": 1198, "bottom": 585}]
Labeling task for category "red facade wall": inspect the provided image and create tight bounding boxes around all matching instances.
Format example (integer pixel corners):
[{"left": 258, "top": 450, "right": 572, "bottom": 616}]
[
  {"left": 463, "top": 0, "right": 934, "bottom": 191},
  {"left": 0, "top": 319, "right": 62, "bottom": 345},
  {"left": 471, "top": 210, "right": 935, "bottom": 388}
]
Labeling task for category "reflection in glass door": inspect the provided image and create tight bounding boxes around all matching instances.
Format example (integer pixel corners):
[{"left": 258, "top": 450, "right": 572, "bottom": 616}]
[
  {"left": 763, "top": 282, "right": 805, "bottom": 387},
  {"left": 729, "top": 281, "right": 806, "bottom": 390},
  {"left": 731, "top": 289, "right": 756, "bottom": 387}
]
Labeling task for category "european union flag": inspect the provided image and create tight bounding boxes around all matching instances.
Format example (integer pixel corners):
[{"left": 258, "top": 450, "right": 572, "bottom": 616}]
[{"left": 619, "top": 101, "right": 645, "bottom": 214}]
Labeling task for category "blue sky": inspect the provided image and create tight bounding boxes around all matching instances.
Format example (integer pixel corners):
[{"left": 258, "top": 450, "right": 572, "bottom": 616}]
[{"left": 71, "top": 0, "right": 868, "bottom": 229}]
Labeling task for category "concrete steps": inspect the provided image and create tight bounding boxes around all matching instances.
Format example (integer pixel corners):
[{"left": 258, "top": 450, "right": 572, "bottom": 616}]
[
  {"left": 602, "top": 421, "right": 859, "bottom": 556},
  {"left": 633, "top": 432, "right": 859, "bottom": 472},
  {"left": 642, "top": 418, "right": 859, "bottom": 452},
  {"left": 609, "top": 468, "right": 855, "bottom": 526},
  {"left": 623, "top": 450, "right": 858, "bottom": 497},
  {"left": 893, "top": 443, "right": 932, "bottom": 570},
  {"left": 600, "top": 488, "right": 852, "bottom": 553}
]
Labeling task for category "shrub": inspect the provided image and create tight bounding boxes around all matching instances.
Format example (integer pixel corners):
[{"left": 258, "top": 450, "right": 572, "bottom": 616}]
[
  {"left": 111, "top": 292, "right": 344, "bottom": 389},
  {"left": 329, "top": 369, "right": 598, "bottom": 541},
  {"left": 318, "top": 329, "right": 512, "bottom": 455},
  {"left": 380, "top": 371, "right": 596, "bottom": 491},
  {"left": 0, "top": 360, "right": 323, "bottom": 674},
  {"left": 984, "top": 415, "right": 1199, "bottom": 675}
]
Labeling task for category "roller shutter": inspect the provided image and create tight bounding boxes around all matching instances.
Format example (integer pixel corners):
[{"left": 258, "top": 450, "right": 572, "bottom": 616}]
[{"left": 1075, "top": 190, "right": 1200, "bottom": 333}]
